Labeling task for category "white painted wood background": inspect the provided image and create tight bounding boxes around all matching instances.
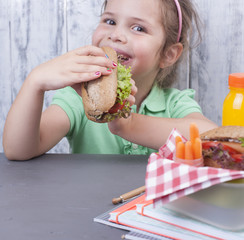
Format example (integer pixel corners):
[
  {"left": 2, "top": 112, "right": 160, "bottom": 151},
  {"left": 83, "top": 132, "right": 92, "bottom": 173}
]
[{"left": 1, "top": 0, "right": 244, "bottom": 153}]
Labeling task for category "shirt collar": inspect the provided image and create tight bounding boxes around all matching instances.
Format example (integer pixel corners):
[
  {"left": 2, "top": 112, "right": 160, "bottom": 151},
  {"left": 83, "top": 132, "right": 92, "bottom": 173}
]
[{"left": 140, "top": 85, "right": 166, "bottom": 113}]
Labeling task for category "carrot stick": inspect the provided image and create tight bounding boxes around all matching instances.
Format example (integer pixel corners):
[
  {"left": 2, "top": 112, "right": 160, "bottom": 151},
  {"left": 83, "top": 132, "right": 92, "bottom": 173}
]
[
  {"left": 190, "top": 123, "right": 200, "bottom": 145},
  {"left": 176, "top": 142, "right": 185, "bottom": 159},
  {"left": 193, "top": 137, "right": 202, "bottom": 159},
  {"left": 175, "top": 136, "right": 182, "bottom": 146},
  {"left": 185, "top": 141, "right": 194, "bottom": 160}
]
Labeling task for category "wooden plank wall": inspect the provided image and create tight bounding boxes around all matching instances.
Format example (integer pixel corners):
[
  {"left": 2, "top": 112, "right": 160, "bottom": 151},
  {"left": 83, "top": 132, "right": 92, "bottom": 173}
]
[{"left": 0, "top": 0, "right": 244, "bottom": 153}]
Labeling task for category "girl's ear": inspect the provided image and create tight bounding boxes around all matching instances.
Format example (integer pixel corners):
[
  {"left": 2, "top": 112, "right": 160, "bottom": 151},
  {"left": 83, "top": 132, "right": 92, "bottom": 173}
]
[{"left": 159, "top": 43, "right": 183, "bottom": 68}]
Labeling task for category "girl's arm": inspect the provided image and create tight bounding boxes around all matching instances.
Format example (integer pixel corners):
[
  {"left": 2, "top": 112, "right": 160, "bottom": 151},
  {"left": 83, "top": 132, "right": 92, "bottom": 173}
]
[
  {"left": 3, "top": 46, "right": 116, "bottom": 160},
  {"left": 3, "top": 79, "right": 70, "bottom": 160},
  {"left": 108, "top": 112, "right": 218, "bottom": 150}
]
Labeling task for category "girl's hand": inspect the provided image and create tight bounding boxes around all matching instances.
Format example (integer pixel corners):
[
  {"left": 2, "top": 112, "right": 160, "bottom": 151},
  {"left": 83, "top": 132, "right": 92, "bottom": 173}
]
[
  {"left": 27, "top": 45, "right": 117, "bottom": 93},
  {"left": 127, "top": 78, "right": 137, "bottom": 107},
  {"left": 108, "top": 78, "right": 137, "bottom": 135}
]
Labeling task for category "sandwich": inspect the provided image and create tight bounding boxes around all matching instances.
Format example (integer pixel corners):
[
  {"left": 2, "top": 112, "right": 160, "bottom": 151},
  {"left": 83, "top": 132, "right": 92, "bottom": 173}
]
[
  {"left": 200, "top": 126, "right": 244, "bottom": 170},
  {"left": 81, "top": 46, "right": 132, "bottom": 123}
]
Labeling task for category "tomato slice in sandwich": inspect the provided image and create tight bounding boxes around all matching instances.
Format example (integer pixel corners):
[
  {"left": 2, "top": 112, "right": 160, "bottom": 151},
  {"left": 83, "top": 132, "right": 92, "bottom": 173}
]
[
  {"left": 230, "top": 154, "right": 243, "bottom": 163},
  {"left": 108, "top": 100, "right": 126, "bottom": 114},
  {"left": 202, "top": 142, "right": 240, "bottom": 155}
]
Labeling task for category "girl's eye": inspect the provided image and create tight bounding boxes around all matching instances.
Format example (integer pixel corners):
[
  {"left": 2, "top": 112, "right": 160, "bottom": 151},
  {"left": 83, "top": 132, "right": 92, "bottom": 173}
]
[
  {"left": 132, "top": 26, "right": 145, "bottom": 32},
  {"left": 105, "top": 19, "right": 116, "bottom": 25}
]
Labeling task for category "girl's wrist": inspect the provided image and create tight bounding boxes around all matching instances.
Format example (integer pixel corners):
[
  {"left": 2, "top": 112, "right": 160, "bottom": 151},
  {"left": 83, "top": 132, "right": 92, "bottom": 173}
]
[
  {"left": 25, "top": 69, "right": 46, "bottom": 95},
  {"left": 108, "top": 113, "right": 133, "bottom": 136}
]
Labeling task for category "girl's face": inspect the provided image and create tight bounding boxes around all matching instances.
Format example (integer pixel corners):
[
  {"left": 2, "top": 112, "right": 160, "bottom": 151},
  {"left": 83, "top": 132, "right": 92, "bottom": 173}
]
[{"left": 92, "top": 0, "right": 166, "bottom": 83}]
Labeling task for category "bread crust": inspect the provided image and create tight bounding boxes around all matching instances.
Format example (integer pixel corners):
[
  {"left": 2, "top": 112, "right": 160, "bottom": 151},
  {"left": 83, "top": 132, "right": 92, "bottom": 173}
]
[
  {"left": 200, "top": 125, "right": 244, "bottom": 140},
  {"left": 81, "top": 47, "right": 118, "bottom": 123}
]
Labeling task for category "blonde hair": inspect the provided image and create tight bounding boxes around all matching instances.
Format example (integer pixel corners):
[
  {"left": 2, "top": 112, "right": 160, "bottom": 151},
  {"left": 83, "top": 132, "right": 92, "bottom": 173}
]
[{"left": 102, "top": 0, "right": 202, "bottom": 88}]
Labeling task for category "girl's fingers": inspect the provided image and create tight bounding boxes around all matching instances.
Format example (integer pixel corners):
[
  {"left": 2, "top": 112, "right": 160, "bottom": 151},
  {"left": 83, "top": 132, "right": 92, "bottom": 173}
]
[
  {"left": 127, "top": 95, "right": 136, "bottom": 106},
  {"left": 73, "top": 45, "right": 117, "bottom": 69},
  {"left": 124, "top": 79, "right": 137, "bottom": 107},
  {"left": 70, "top": 70, "right": 115, "bottom": 83},
  {"left": 70, "top": 63, "right": 114, "bottom": 77},
  {"left": 74, "top": 45, "right": 105, "bottom": 57},
  {"left": 74, "top": 55, "right": 116, "bottom": 69},
  {"left": 74, "top": 45, "right": 115, "bottom": 66},
  {"left": 131, "top": 85, "right": 137, "bottom": 96},
  {"left": 130, "top": 79, "right": 137, "bottom": 96}
]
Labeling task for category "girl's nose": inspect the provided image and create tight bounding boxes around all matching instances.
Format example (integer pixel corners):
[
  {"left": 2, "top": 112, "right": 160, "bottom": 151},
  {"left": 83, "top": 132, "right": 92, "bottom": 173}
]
[{"left": 109, "top": 28, "right": 127, "bottom": 43}]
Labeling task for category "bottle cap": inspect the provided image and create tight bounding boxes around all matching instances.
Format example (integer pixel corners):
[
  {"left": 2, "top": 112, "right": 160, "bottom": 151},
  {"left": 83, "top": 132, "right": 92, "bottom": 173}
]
[{"left": 229, "top": 73, "right": 244, "bottom": 88}]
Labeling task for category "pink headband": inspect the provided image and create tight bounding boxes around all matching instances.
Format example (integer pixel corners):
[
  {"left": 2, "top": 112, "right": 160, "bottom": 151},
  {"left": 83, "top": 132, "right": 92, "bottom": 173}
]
[{"left": 173, "top": 0, "right": 182, "bottom": 42}]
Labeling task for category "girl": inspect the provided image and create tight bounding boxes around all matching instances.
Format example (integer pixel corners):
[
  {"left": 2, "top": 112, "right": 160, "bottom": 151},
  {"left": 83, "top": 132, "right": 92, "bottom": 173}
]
[{"left": 3, "top": 0, "right": 217, "bottom": 160}]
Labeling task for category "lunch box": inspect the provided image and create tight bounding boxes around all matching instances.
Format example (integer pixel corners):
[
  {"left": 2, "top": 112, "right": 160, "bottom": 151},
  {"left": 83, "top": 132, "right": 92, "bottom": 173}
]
[{"left": 166, "top": 181, "right": 244, "bottom": 231}]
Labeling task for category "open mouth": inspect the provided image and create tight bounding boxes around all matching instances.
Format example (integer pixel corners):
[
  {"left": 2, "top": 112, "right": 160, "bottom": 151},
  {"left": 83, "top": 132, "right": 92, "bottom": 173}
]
[{"left": 117, "top": 53, "right": 130, "bottom": 64}]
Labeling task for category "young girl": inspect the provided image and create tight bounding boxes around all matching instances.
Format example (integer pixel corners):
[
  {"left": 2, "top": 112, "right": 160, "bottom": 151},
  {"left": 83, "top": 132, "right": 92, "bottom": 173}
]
[{"left": 3, "top": 0, "right": 217, "bottom": 160}]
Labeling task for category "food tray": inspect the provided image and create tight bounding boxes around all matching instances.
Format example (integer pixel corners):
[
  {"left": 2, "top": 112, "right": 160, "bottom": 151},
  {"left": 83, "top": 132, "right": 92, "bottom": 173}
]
[{"left": 166, "top": 182, "right": 244, "bottom": 231}]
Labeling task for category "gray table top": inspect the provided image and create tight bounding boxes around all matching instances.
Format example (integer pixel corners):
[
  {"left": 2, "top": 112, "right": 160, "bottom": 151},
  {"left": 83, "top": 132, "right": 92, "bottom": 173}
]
[{"left": 0, "top": 153, "right": 148, "bottom": 240}]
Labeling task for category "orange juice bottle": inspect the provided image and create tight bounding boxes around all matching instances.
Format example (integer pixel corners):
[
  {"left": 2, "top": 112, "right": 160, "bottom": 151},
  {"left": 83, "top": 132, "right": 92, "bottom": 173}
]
[{"left": 222, "top": 73, "right": 244, "bottom": 126}]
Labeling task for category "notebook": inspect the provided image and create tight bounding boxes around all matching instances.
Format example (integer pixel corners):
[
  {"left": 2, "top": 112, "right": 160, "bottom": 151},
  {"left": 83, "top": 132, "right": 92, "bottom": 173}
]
[{"left": 95, "top": 194, "right": 241, "bottom": 240}]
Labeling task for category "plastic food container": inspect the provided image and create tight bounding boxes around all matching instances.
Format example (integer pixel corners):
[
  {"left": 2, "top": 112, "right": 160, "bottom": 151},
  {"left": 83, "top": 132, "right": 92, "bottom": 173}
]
[
  {"left": 174, "top": 157, "right": 203, "bottom": 167},
  {"left": 166, "top": 181, "right": 244, "bottom": 231}
]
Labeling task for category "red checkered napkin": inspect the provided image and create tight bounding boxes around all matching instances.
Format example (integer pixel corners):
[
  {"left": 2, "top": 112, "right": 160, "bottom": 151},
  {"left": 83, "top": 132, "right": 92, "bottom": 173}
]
[{"left": 145, "top": 129, "right": 244, "bottom": 207}]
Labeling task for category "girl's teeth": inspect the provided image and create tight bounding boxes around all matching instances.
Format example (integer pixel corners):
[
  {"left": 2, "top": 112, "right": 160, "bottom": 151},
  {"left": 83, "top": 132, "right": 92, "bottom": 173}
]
[{"left": 118, "top": 54, "right": 129, "bottom": 62}]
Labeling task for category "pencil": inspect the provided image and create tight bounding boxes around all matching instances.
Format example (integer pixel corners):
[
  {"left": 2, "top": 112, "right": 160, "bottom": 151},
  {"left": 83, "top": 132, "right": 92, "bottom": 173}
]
[{"left": 112, "top": 185, "right": 146, "bottom": 205}]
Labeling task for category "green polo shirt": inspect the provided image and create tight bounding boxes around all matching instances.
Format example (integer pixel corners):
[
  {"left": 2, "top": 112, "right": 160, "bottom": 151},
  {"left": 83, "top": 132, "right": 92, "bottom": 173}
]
[{"left": 51, "top": 85, "right": 201, "bottom": 155}]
